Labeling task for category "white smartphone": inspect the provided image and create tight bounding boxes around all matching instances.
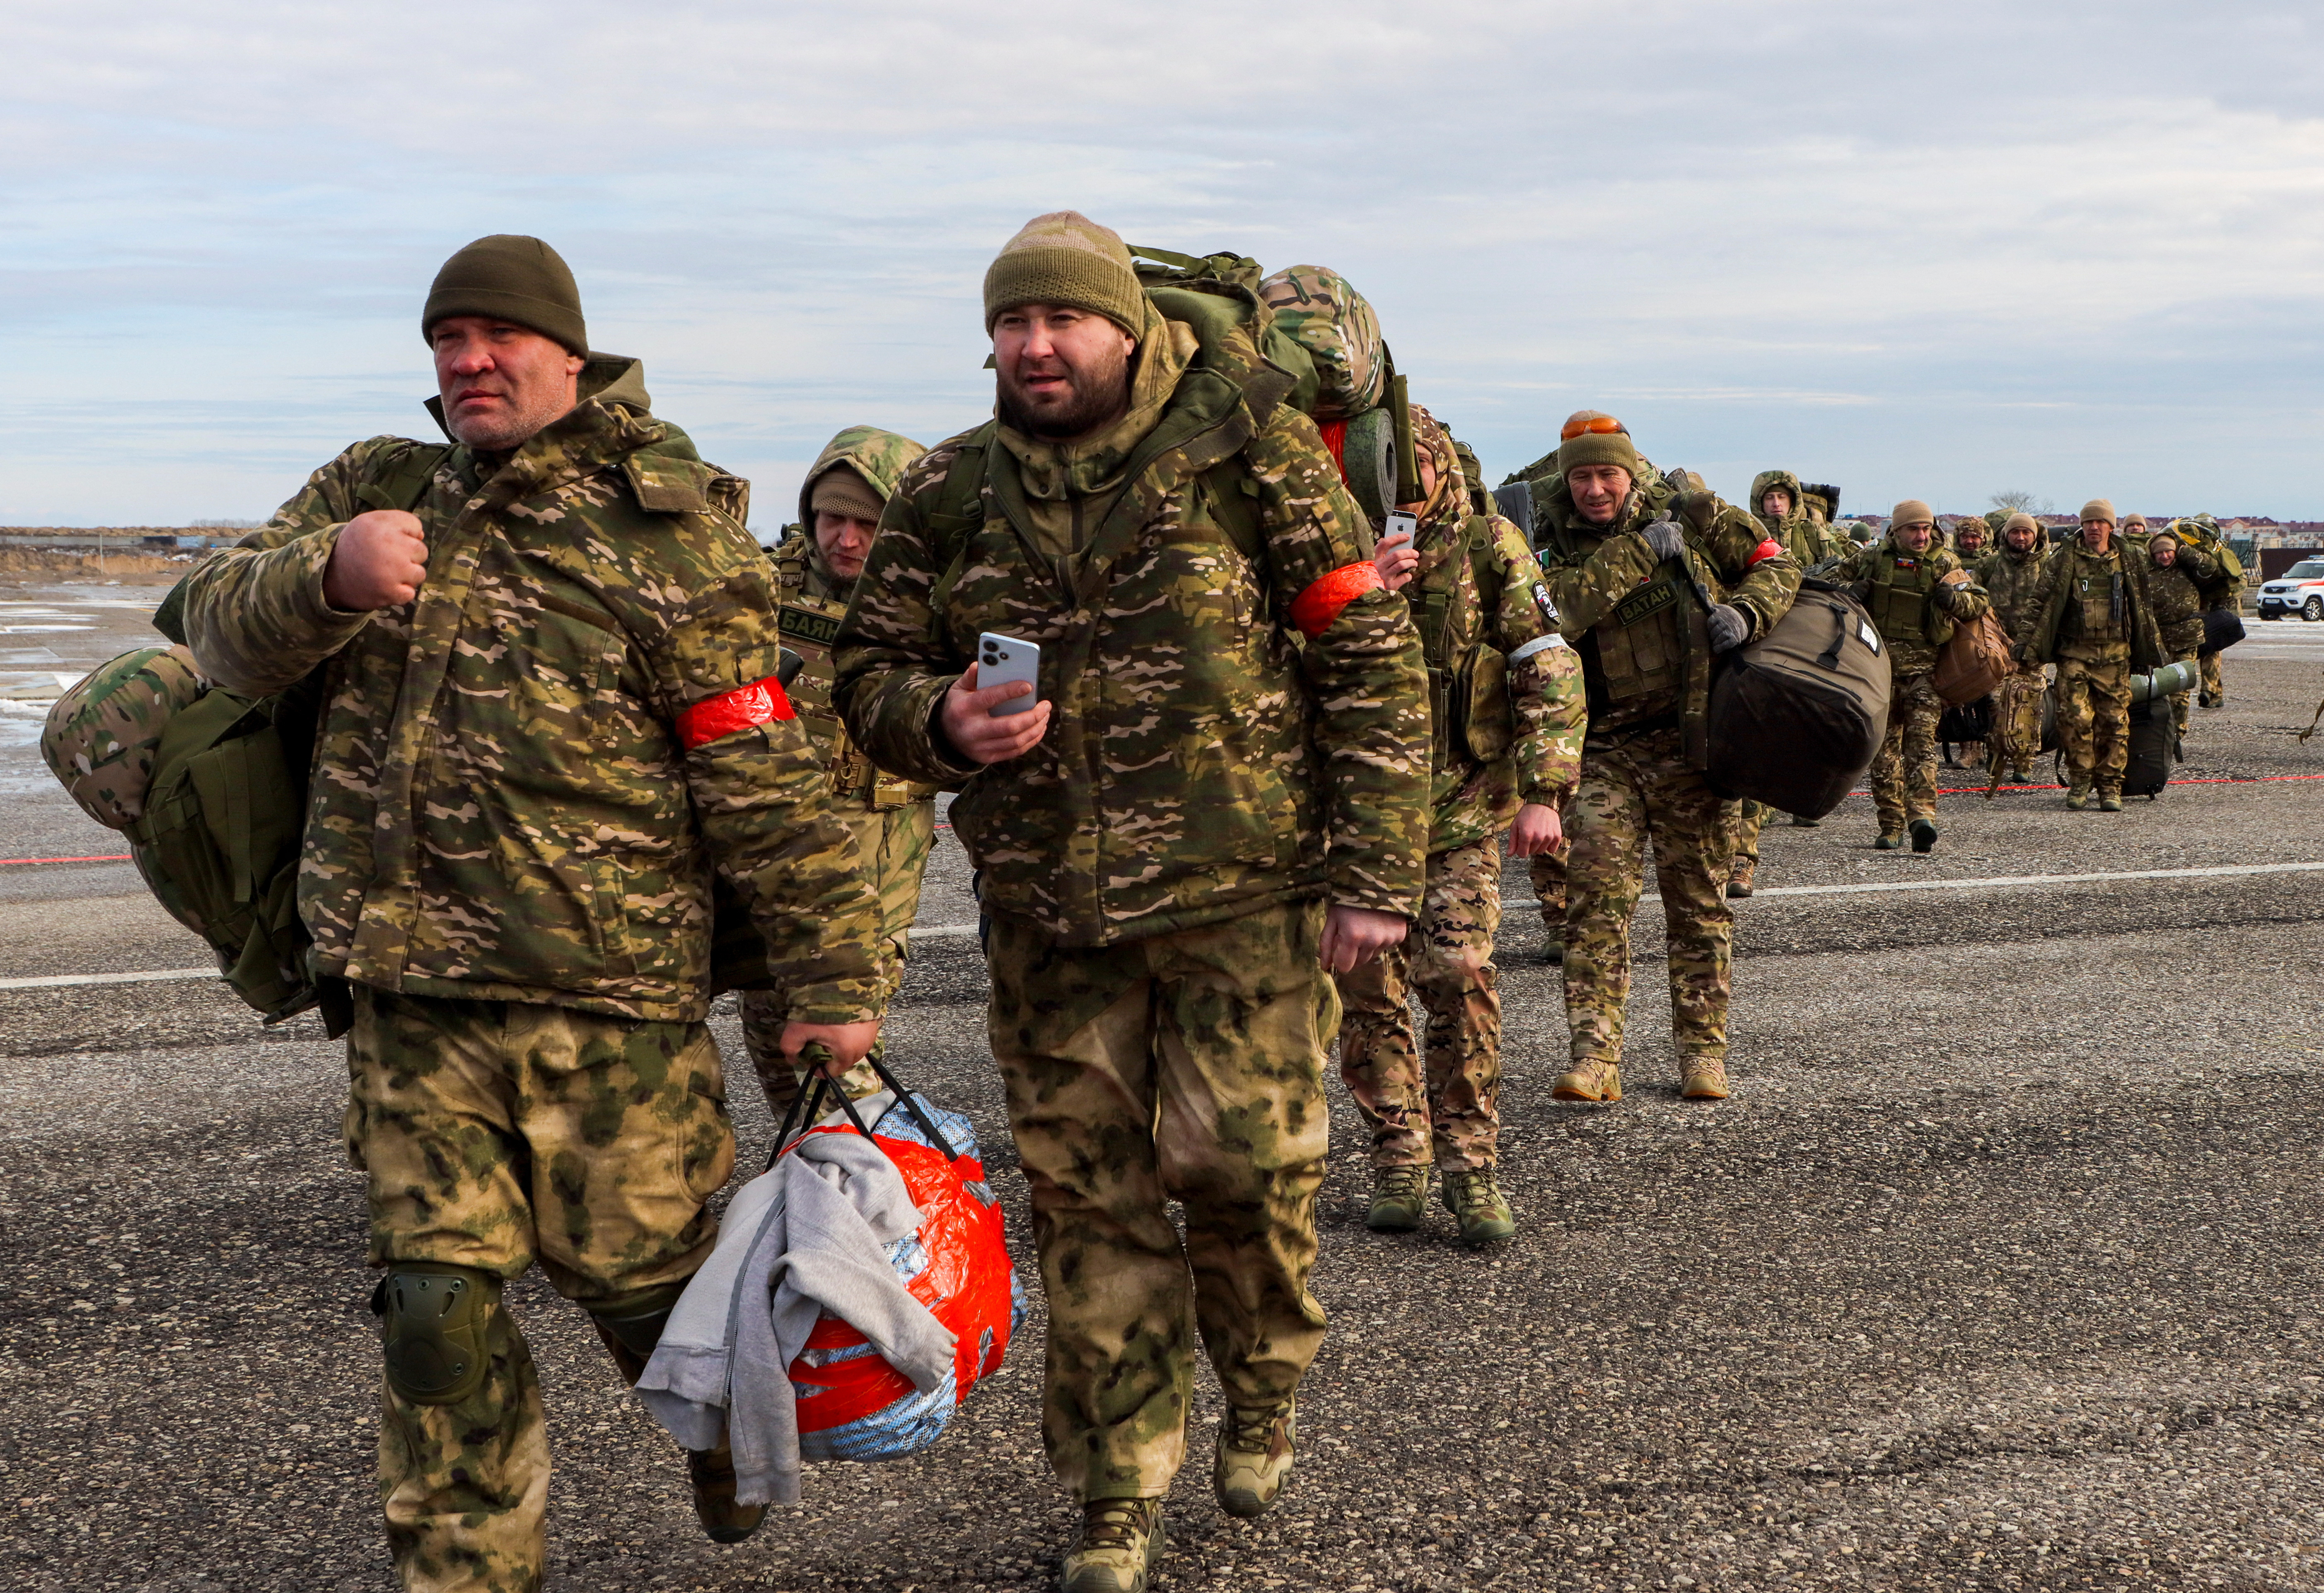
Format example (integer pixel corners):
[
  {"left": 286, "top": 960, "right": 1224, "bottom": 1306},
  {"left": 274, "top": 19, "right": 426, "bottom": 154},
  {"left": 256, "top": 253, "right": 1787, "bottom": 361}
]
[
  {"left": 1380, "top": 510, "right": 1418, "bottom": 550},
  {"left": 977, "top": 632, "right": 1041, "bottom": 717}
]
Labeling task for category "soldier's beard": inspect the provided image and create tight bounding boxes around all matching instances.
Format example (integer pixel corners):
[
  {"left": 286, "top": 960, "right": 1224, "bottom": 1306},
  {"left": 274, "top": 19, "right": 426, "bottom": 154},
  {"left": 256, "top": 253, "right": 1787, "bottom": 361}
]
[
  {"left": 997, "top": 347, "right": 1134, "bottom": 442},
  {"left": 445, "top": 384, "right": 579, "bottom": 451}
]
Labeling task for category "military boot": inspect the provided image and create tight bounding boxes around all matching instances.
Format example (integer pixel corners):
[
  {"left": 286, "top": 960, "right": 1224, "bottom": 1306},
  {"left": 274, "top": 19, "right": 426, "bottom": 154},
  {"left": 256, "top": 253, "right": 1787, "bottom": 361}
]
[
  {"left": 1874, "top": 830, "right": 1905, "bottom": 850},
  {"left": 2066, "top": 783, "right": 2092, "bottom": 810},
  {"left": 1552, "top": 1058, "right": 1621, "bottom": 1102},
  {"left": 2098, "top": 790, "right": 2125, "bottom": 812},
  {"left": 1215, "top": 1399, "right": 1297, "bottom": 1518},
  {"left": 1727, "top": 858, "right": 1755, "bottom": 898},
  {"left": 1440, "top": 1168, "right": 1516, "bottom": 1245},
  {"left": 1680, "top": 1057, "right": 1730, "bottom": 1100},
  {"left": 1789, "top": 813, "right": 1821, "bottom": 827},
  {"left": 1909, "top": 819, "right": 1938, "bottom": 854},
  {"left": 1060, "top": 1498, "right": 1165, "bottom": 1593},
  {"left": 685, "top": 1445, "right": 766, "bottom": 1544},
  {"left": 1365, "top": 1166, "right": 1429, "bottom": 1233}
]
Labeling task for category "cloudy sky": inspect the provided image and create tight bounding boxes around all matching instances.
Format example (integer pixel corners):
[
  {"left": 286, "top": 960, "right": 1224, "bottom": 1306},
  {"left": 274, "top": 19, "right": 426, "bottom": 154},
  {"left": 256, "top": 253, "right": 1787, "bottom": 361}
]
[{"left": 6, "top": 1, "right": 2321, "bottom": 528}]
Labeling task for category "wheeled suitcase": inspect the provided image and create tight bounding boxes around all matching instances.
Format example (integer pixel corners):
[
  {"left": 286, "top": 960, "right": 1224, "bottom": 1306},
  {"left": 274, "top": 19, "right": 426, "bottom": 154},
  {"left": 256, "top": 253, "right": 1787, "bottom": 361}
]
[
  {"left": 2121, "top": 698, "right": 2181, "bottom": 799},
  {"left": 1705, "top": 578, "right": 1892, "bottom": 818}
]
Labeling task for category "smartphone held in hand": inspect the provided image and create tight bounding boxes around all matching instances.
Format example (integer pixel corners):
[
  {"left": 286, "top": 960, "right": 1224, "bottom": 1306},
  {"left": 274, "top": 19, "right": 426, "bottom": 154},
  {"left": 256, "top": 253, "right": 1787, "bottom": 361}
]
[{"left": 978, "top": 632, "right": 1041, "bottom": 717}]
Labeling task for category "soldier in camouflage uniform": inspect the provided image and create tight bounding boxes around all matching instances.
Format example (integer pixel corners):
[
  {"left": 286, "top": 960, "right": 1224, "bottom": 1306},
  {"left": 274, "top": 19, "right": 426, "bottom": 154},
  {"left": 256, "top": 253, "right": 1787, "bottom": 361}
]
[
  {"left": 1519, "top": 413, "right": 1800, "bottom": 1105},
  {"left": 174, "top": 236, "right": 885, "bottom": 1592},
  {"left": 2027, "top": 499, "right": 2166, "bottom": 809},
  {"left": 738, "top": 425, "right": 934, "bottom": 1116},
  {"left": 2170, "top": 512, "right": 2238, "bottom": 707},
  {"left": 1952, "top": 516, "right": 1990, "bottom": 562},
  {"left": 1826, "top": 501, "right": 1991, "bottom": 850},
  {"left": 1729, "top": 468, "right": 1839, "bottom": 868},
  {"left": 833, "top": 212, "right": 1430, "bottom": 1593},
  {"left": 2145, "top": 527, "right": 2212, "bottom": 734},
  {"left": 1978, "top": 512, "right": 2052, "bottom": 784},
  {"left": 1341, "top": 404, "right": 1583, "bottom": 1245}
]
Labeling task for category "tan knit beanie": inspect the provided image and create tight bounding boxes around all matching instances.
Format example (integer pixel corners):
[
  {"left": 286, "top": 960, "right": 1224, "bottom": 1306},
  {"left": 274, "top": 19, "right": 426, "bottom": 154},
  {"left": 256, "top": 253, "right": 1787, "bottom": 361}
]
[
  {"left": 2080, "top": 497, "right": 2116, "bottom": 524},
  {"left": 2003, "top": 512, "right": 2039, "bottom": 536},
  {"left": 1891, "top": 500, "right": 1935, "bottom": 530},
  {"left": 1555, "top": 410, "right": 1643, "bottom": 478},
  {"left": 808, "top": 464, "right": 884, "bottom": 524},
  {"left": 983, "top": 211, "right": 1145, "bottom": 334},
  {"left": 2120, "top": 510, "right": 2148, "bottom": 529}
]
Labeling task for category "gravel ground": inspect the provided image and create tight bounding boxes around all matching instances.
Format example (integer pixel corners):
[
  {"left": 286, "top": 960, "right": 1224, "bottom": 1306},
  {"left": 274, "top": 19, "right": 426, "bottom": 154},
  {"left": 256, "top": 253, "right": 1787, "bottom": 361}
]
[{"left": 2, "top": 621, "right": 2322, "bottom": 1592}]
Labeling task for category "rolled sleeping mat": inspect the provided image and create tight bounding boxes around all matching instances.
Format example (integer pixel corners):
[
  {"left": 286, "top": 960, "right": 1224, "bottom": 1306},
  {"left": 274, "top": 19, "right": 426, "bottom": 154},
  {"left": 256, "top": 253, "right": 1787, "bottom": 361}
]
[{"left": 2129, "top": 659, "right": 2200, "bottom": 703}]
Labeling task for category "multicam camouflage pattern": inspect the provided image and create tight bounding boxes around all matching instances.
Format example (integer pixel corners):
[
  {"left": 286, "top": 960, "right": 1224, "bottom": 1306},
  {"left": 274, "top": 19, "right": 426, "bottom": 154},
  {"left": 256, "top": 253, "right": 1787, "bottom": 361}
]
[
  {"left": 349, "top": 987, "right": 733, "bottom": 1593},
  {"left": 740, "top": 799, "right": 935, "bottom": 1113},
  {"left": 174, "top": 357, "right": 882, "bottom": 1024},
  {"left": 2145, "top": 545, "right": 2212, "bottom": 658},
  {"left": 2028, "top": 540, "right": 2163, "bottom": 672},
  {"left": 1994, "top": 663, "right": 2048, "bottom": 774},
  {"left": 40, "top": 644, "right": 205, "bottom": 830},
  {"left": 1529, "top": 844, "right": 1566, "bottom": 934},
  {"left": 2057, "top": 655, "right": 2133, "bottom": 794},
  {"left": 1335, "top": 838, "right": 1504, "bottom": 1172},
  {"left": 1728, "top": 798, "right": 1770, "bottom": 872},
  {"left": 834, "top": 306, "right": 1431, "bottom": 947},
  {"left": 1254, "top": 264, "right": 1387, "bottom": 420},
  {"left": 1401, "top": 405, "right": 1585, "bottom": 850},
  {"left": 1749, "top": 468, "right": 1844, "bottom": 567},
  {"left": 1825, "top": 533, "right": 1991, "bottom": 673},
  {"left": 986, "top": 902, "right": 1335, "bottom": 1500},
  {"left": 1870, "top": 671, "right": 1946, "bottom": 832},
  {"left": 1977, "top": 539, "right": 2051, "bottom": 652},
  {"left": 1561, "top": 727, "right": 1733, "bottom": 1071},
  {"left": 2200, "top": 650, "right": 2225, "bottom": 707}
]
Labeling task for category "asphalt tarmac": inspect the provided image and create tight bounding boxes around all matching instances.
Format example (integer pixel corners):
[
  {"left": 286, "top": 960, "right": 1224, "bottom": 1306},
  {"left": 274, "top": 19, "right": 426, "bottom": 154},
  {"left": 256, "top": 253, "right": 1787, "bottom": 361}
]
[{"left": 3, "top": 588, "right": 2322, "bottom": 1592}]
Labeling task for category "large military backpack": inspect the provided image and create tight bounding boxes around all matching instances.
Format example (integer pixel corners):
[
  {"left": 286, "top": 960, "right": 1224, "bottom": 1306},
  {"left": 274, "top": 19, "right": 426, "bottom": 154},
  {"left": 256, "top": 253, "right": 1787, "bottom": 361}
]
[
  {"left": 2171, "top": 516, "right": 2244, "bottom": 609},
  {"left": 1127, "top": 246, "right": 1416, "bottom": 524},
  {"left": 1701, "top": 577, "right": 1892, "bottom": 818}
]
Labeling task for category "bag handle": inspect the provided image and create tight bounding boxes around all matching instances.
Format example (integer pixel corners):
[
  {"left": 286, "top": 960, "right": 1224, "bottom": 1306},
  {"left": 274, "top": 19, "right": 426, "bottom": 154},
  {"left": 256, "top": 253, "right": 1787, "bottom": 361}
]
[{"left": 767, "top": 1043, "right": 966, "bottom": 1171}]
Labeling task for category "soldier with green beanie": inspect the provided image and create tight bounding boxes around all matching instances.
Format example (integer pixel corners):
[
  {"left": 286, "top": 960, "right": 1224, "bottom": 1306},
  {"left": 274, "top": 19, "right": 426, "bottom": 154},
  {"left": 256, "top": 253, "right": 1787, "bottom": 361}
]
[
  {"left": 738, "top": 425, "right": 935, "bottom": 1118},
  {"left": 1978, "top": 511, "right": 2052, "bottom": 783},
  {"left": 2027, "top": 497, "right": 2165, "bottom": 809},
  {"left": 835, "top": 210, "right": 1430, "bottom": 1593},
  {"left": 174, "top": 234, "right": 886, "bottom": 1590},
  {"left": 1522, "top": 411, "right": 1801, "bottom": 1107}
]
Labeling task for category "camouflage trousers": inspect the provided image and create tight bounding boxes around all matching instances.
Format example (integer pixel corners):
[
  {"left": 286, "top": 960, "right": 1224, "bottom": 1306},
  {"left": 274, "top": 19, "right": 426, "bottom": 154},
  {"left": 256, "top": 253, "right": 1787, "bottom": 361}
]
[
  {"left": 2169, "top": 647, "right": 2198, "bottom": 734},
  {"left": 740, "top": 796, "right": 935, "bottom": 1117},
  {"left": 1870, "top": 667, "right": 1944, "bottom": 832},
  {"left": 1334, "top": 839, "right": 1501, "bottom": 1172},
  {"left": 2057, "top": 649, "right": 2132, "bottom": 795},
  {"left": 345, "top": 988, "right": 733, "bottom": 1593},
  {"left": 2200, "top": 645, "right": 2225, "bottom": 705},
  {"left": 1528, "top": 794, "right": 1570, "bottom": 931},
  {"left": 986, "top": 901, "right": 1334, "bottom": 1501},
  {"left": 1727, "top": 799, "right": 1769, "bottom": 870},
  {"left": 1993, "top": 662, "right": 2048, "bottom": 775},
  {"left": 1564, "top": 727, "right": 1733, "bottom": 1069}
]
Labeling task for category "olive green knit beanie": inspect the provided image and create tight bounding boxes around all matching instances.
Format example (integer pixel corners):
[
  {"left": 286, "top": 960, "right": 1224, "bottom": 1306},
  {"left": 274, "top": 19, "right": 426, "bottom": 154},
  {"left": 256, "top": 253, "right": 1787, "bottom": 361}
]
[
  {"left": 983, "top": 212, "right": 1145, "bottom": 334},
  {"left": 1555, "top": 410, "right": 1643, "bottom": 478},
  {"left": 422, "top": 235, "right": 587, "bottom": 355}
]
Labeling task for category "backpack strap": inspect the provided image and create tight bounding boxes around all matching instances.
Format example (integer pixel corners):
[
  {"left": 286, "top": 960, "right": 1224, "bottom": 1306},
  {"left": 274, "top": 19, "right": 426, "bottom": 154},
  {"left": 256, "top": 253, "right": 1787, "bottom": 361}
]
[{"left": 923, "top": 435, "right": 993, "bottom": 624}]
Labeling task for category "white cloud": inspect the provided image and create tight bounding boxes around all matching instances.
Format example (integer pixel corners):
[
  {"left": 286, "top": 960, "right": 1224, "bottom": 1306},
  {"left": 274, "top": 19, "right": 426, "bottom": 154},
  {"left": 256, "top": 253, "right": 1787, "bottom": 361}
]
[{"left": 2, "top": 0, "right": 2321, "bottom": 523}]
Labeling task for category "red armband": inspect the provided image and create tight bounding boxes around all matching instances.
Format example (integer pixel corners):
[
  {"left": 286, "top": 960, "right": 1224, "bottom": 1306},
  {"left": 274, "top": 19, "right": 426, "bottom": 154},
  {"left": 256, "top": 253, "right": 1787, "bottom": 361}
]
[
  {"left": 676, "top": 676, "right": 796, "bottom": 749},
  {"left": 1747, "top": 538, "right": 1783, "bottom": 569},
  {"left": 1290, "top": 562, "right": 1385, "bottom": 639},
  {"left": 1318, "top": 419, "right": 1348, "bottom": 483}
]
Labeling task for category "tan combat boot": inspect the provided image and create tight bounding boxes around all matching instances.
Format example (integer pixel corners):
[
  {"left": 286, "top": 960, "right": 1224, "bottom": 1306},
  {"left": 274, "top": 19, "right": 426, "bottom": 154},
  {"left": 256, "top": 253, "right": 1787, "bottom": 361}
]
[
  {"left": 1365, "top": 1166, "right": 1429, "bottom": 1233},
  {"left": 2066, "top": 782, "right": 2092, "bottom": 810},
  {"left": 1215, "top": 1399, "right": 1297, "bottom": 1518},
  {"left": 1727, "top": 858, "right": 1755, "bottom": 898},
  {"left": 1061, "top": 1498, "right": 1165, "bottom": 1593},
  {"left": 1440, "top": 1168, "right": 1516, "bottom": 1245},
  {"left": 1552, "top": 1058, "right": 1621, "bottom": 1102},
  {"left": 685, "top": 1446, "right": 767, "bottom": 1544},
  {"left": 2098, "top": 789, "right": 2124, "bottom": 812},
  {"left": 1679, "top": 1057, "right": 1730, "bottom": 1100}
]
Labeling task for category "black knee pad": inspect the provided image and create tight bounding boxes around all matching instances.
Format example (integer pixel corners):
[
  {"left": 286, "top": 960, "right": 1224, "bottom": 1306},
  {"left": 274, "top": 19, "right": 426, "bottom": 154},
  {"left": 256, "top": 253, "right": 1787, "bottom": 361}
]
[{"left": 370, "top": 1263, "right": 498, "bottom": 1406}]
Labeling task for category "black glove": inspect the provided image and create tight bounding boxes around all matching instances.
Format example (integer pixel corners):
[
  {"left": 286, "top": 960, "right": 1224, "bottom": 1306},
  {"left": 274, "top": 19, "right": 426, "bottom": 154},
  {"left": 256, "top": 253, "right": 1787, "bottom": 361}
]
[
  {"left": 1638, "top": 520, "right": 1686, "bottom": 563},
  {"left": 1706, "top": 603, "right": 1752, "bottom": 654}
]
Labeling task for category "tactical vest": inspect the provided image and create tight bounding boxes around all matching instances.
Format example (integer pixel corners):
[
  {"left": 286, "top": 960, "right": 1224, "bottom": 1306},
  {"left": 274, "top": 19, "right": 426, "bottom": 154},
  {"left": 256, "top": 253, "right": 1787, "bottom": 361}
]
[
  {"left": 772, "top": 534, "right": 935, "bottom": 810},
  {"left": 1535, "top": 487, "right": 1702, "bottom": 715},
  {"left": 1867, "top": 548, "right": 1954, "bottom": 648},
  {"left": 2062, "top": 552, "right": 2126, "bottom": 644},
  {"left": 1413, "top": 514, "right": 1514, "bottom": 768}
]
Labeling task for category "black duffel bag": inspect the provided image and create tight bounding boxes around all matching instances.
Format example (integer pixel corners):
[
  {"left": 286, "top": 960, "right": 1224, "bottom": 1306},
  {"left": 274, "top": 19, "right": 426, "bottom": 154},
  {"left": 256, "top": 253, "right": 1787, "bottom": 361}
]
[
  {"left": 1705, "top": 578, "right": 1892, "bottom": 818},
  {"left": 2199, "top": 607, "right": 2245, "bottom": 657}
]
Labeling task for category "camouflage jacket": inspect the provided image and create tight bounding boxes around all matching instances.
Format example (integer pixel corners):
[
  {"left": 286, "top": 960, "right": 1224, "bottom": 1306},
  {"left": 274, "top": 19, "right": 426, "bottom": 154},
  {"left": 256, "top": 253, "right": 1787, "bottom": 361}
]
[
  {"left": 1826, "top": 536, "right": 1991, "bottom": 674},
  {"left": 1976, "top": 542, "right": 2050, "bottom": 652},
  {"left": 1404, "top": 500, "right": 1585, "bottom": 852},
  {"left": 833, "top": 313, "right": 1431, "bottom": 947},
  {"left": 1749, "top": 468, "right": 1844, "bottom": 567},
  {"left": 2146, "top": 547, "right": 2214, "bottom": 655},
  {"left": 2028, "top": 540, "right": 2164, "bottom": 670},
  {"left": 176, "top": 358, "right": 882, "bottom": 1024},
  {"left": 1526, "top": 468, "right": 1802, "bottom": 751},
  {"left": 774, "top": 426, "right": 934, "bottom": 810}
]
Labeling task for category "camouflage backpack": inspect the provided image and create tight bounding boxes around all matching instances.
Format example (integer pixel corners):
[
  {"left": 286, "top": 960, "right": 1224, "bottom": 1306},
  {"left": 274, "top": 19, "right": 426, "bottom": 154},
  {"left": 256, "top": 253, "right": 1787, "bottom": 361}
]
[
  {"left": 40, "top": 442, "right": 450, "bottom": 1030},
  {"left": 2169, "top": 515, "right": 2244, "bottom": 606}
]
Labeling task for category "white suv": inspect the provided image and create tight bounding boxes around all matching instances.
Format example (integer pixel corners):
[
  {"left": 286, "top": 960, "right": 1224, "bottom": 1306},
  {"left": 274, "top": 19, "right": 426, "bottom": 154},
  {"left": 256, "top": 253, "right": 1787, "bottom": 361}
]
[{"left": 2258, "top": 557, "right": 2324, "bottom": 621}]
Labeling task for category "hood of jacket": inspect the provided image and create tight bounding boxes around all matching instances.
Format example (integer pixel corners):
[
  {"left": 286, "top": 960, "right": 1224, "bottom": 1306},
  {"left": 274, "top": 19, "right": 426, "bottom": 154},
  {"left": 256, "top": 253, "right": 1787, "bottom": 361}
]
[
  {"left": 795, "top": 425, "right": 929, "bottom": 529},
  {"left": 1750, "top": 468, "right": 1805, "bottom": 531}
]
